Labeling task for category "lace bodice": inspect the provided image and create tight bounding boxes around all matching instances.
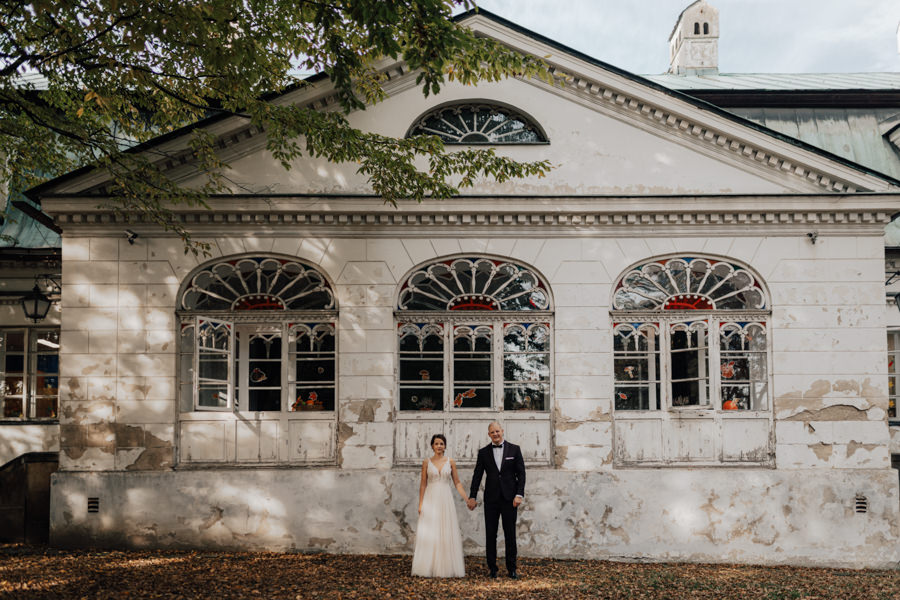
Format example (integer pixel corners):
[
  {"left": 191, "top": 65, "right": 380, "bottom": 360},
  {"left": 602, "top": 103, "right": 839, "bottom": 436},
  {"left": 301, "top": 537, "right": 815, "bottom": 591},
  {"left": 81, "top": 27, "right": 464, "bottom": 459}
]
[{"left": 426, "top": 459, "right": 452, "bottom": 485}]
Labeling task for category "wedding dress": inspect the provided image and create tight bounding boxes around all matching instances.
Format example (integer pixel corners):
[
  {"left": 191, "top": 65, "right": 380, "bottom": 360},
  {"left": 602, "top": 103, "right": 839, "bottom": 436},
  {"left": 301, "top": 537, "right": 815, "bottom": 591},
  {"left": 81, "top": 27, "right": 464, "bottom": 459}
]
[{"left": 411, "top": 459, "right": 466, "bottom": 577}]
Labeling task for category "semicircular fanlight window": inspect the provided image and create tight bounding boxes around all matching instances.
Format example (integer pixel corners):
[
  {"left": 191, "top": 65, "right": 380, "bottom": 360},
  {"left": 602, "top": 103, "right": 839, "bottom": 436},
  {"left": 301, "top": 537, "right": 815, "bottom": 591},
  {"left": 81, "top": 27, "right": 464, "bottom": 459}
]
[
  {"left": 180, "top": 257, "right": 335, "bottom": 311},
  {"left": 407, "top": 104, "right": 547, "bottom": 144},
  {"left": 613, "top": 257, "right": 767, "bottom": 311},
  {"left": 398, "top": 257, "right": 550, "bottom": 311}
]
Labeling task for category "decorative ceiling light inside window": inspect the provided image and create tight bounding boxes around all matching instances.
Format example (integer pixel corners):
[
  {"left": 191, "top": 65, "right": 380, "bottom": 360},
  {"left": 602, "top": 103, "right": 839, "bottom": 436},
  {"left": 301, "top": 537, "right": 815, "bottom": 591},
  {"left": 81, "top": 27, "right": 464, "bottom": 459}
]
[
  {"left": 180, "top": 257, "right": 335, "bottom": 311},
  {"left": 398, "top": 257, "right": 550, "bottom": 311},
  {"left": 613, "top": 257, "right": 767, "bottom": 311},
  {"left": 407, "top": 103, "right": 547, "bottom": 144}
]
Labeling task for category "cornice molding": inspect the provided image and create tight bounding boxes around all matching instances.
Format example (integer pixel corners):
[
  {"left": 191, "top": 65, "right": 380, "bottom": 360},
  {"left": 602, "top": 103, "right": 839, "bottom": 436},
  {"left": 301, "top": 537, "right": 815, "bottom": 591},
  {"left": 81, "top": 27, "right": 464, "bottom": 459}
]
[{"left": 48, "top": 205, "right": 893, "bottom": 235}]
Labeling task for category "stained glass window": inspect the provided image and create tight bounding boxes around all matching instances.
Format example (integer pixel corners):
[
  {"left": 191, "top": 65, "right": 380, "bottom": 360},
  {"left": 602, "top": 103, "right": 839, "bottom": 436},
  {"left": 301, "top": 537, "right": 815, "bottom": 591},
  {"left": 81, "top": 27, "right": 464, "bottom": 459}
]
[
  {"left": 180, "top": 257, "right": 334, "bottom": 311},
  {"left": 178, "top": 255, "right": 336, "bottom": 414},
  {"left": 397, "top": 256, "right": 552, "bottom": 412},
  {"left": 407, "top": 104, "right": 547, "bottom": 144},
  {"left": 612, "top": 256, "right": 770, "bottom": 412}
]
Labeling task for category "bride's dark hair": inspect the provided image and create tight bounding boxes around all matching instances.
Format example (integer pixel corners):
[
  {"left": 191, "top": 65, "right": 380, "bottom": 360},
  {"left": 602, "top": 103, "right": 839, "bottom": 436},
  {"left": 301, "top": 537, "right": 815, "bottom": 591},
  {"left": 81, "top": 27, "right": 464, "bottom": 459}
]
[{"left": 430, "top": 433, "right": 447, "bottom": 447}]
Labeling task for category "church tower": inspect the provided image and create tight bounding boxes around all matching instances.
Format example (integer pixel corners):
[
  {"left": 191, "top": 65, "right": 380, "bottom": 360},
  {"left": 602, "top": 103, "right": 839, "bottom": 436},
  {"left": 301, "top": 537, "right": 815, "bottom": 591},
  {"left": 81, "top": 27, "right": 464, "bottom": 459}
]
[{"left": 668, "top": 0, "right": 719, "bottom": 75}]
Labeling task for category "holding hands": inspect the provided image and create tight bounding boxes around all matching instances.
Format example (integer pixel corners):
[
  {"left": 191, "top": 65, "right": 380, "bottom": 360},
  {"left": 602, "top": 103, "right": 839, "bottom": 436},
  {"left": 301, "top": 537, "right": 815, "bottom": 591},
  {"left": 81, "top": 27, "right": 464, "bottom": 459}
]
[{"left": 466, "top": 498, "right": 477, "bottom": 511}]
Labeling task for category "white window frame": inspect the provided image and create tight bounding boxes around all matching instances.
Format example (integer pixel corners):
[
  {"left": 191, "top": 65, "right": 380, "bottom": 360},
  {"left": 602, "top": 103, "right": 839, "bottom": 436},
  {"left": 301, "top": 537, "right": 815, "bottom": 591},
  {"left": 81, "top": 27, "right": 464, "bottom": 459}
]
[
  {"left": 0, "top": 327, "right": 60, "bottom": 421},
  {"left": 397, "top": 316, "right": 553, "bottom": 413},
  {"left": 889, "top": 329, "right": 899, "bottom": 422},
  {"left": 612, "top": 314, "right": 770, "bottom": 413}
]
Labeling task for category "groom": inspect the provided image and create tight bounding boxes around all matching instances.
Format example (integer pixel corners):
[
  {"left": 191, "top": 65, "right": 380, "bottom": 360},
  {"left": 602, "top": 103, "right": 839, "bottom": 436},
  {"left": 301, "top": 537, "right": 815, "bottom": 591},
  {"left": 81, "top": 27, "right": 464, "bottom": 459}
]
[{"left": 467, "top": 421, "right": 526, "bottom": 579}]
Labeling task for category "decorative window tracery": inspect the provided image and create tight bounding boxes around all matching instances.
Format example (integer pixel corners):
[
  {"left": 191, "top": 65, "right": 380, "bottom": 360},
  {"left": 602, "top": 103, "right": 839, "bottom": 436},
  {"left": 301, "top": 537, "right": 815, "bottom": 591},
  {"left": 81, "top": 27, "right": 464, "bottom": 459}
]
[
  {"left": 178, "top": 256, "right": 337, "bottom": 415},
  {"left": 613, "top": 257, "right": 767, "bottom": 311},
  {"left": 398, "top": 257, "right": 550, "bottom": 312},
  {"left": 407, "top": 103, "right": 547, "bottom": 144},
  {"left": 180, "top": 257, "right": 335, "bottom": 311},
  {"left": 396, "top": 256, "right": 552, "bottom": 413},
  {"left": 612, "top": 256, "right": 770, "bottom": 413}
]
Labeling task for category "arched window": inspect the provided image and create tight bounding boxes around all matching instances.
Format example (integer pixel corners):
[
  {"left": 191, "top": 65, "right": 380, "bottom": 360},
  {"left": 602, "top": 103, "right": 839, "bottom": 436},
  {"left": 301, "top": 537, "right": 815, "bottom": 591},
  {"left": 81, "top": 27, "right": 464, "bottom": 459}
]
[
  {"left": 397, "top": 257, "right": 551, "bottom": 412},
  {"left": 178, "top": 256, "right": 336, "bottom": 415},
  {"left": 612, "top": 257, "right": 769, "bottom": 412},
  {"left": 407, "top": 103, "right": 547, "bottom": 144},
  {"left": 703, "top": 22, "right": 709, "bottom": 34},
  {"left": 694, "top": 22, "right": 700, "bottom": 34}
]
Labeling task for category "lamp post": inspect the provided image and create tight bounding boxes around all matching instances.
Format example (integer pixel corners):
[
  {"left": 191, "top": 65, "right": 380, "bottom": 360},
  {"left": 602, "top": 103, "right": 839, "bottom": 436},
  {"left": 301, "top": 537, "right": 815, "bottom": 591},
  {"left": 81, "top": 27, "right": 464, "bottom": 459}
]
[{"left": 20, "top": 285, "right": 52, "bottom": 322}]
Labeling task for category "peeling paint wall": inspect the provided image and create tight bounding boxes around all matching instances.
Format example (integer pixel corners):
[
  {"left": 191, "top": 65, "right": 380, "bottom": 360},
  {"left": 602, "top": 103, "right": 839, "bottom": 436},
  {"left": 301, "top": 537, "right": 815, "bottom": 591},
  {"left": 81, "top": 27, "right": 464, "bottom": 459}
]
[
  {"left": 50, "top": 468, "right": 900, "bottom": 568},
  {"left": 41, "top": 226, "right": 900, "bottom": 566}
]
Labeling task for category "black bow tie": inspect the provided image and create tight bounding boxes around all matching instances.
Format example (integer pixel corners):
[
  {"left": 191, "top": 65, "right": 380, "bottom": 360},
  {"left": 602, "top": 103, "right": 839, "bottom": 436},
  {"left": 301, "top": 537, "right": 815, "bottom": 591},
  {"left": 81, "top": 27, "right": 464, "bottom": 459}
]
[{"left": 492, "top": 444, "right": 503, "bottom": 448}]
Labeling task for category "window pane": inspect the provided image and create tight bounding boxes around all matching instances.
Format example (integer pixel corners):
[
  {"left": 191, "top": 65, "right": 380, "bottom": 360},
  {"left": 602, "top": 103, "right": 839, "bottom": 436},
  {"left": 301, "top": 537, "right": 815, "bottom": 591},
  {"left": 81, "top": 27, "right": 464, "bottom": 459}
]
[
  {"left": 250, "top": 336, "right": 281, "bottom": 359},
  {"left": 5, "top": 332, "right": 24, "bottom": 352},
  {"left": 504, "top": 327, "right": 526, "bottom": 352},
  {"left": 199, "top": 356, "right": 228, "bottom": 380},
  {"left": 453, "top": 386, "right": 491, "bottom": 408},
  {"left": 615, "top": 386, "right": 656, "bottom": 411},
  {"left": 2, "top": 396, "right": 23, "bottom": 418},
  {"left": 5, "top": 354, "right": 24, "bottom": 373},
  {"left": 291, "top": 386, "right": 335, "bottom": 411},
  {"left": 399, "top": 359, "right": 443, "bottom": 383},
  {"left": 721, "top": 385, "right": 750, "bottom": 410},
  {"left": 34, "top": 396, "right": 57, "bottom": 419},
  {"left": 249, "top": 361, "right": 281, "bottom": 387},
  {"left": 198, "top": 385, "right": 228, "bottom": 408},
  {"left": 3, "top": 377, "right": 24, "bottom": 396},
  {"left": 35, "top": 376, "right": 58, "bottom": 396},
  {"left": 504, "top": 384, "right": 547, "bottom": 411},
  {"left": 249, "top": 388, "right": 281, "bottom": 411},
  {"left": 36, "top": 354, "right": 58, "bottom": 374},
  {"left": 503, "top": 353, "right": 549, "bottom": 382},
  {"left": 454, "top": 359, "right": 491, "bottom": 382},
  {"left": 399, "top": 386, "right": 443, "bottom": 411},
  {"left": 670, "top": 327, "right": 709, "bottom": 407},
  {"left": 298, "top": 359, "right": 336, "bottom": 383}
]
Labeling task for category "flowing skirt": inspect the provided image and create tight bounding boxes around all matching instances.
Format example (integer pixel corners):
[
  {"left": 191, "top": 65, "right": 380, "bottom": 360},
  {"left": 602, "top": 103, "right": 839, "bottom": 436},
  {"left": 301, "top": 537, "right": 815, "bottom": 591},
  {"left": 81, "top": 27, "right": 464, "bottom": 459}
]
[{"left": 411, "top": 480, "right": 465, "bottom": 577}]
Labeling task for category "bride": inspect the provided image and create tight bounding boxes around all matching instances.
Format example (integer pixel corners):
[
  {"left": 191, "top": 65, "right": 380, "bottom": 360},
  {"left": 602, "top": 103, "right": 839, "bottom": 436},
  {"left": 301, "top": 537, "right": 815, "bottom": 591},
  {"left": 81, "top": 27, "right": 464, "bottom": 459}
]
[{"left": 411, "top": 434, "right": 468, "bottom": 577}]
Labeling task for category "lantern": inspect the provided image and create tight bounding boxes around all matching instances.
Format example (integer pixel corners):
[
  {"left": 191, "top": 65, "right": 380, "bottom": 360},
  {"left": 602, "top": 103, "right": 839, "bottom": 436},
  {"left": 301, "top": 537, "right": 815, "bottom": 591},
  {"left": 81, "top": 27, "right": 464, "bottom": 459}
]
[{"left": 21, "top": 285, "right": 52, "bottom": 323}]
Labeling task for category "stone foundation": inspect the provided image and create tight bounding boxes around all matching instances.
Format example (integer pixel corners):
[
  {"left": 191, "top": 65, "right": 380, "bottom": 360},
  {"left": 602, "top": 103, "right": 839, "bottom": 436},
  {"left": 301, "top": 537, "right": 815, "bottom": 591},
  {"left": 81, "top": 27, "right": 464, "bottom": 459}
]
[{"left": 50, "top": 468, "right": 900, "bottom": 568}]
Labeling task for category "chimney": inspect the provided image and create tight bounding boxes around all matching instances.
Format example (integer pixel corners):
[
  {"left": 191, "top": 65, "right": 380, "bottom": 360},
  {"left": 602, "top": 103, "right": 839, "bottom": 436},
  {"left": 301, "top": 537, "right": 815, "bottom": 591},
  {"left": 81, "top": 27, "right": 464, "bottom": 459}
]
[{"left": 669, "top": 1, "right": 719, "bottom": 75}]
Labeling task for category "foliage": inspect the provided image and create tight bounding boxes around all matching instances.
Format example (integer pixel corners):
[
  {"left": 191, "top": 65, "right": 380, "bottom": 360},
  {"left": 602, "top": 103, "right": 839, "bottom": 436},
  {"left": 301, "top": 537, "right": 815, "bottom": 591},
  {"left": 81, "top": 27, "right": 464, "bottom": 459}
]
[
  {"left": 0, "top": 1, "right": 553, "bottom": 252},
  {"left": 2, "top": 547, "right": 899, "bottom": 599}
]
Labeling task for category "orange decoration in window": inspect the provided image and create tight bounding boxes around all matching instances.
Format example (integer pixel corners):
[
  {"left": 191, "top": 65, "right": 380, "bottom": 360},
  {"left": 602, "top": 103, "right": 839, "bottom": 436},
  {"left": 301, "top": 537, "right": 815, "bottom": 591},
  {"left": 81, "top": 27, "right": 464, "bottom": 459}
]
[{"left": 722, "top": 399, "right": 738, "bottom": 410}]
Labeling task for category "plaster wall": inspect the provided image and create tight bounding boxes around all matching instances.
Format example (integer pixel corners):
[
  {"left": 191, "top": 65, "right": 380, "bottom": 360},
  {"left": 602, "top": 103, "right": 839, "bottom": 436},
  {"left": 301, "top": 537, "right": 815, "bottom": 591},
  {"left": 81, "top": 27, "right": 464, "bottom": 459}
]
[
  {"left": 46, "top": 225, "right": 899, "bottom": 564},
  {"left": 50, "top": 468, "right": 900, "bottom": 568},
  {"left": 53, "top": 231, "right": 893, "bottom": 472},
  {"left": 179, "top": 77, "right": 796, "bottom": 197}
]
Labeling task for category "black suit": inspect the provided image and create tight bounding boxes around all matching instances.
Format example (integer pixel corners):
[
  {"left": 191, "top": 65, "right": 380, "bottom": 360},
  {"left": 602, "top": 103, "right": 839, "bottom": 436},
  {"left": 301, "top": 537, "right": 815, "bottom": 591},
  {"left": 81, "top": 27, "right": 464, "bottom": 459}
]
[{"left": 469, "top": 441, "right": 526, "bottom": 574}]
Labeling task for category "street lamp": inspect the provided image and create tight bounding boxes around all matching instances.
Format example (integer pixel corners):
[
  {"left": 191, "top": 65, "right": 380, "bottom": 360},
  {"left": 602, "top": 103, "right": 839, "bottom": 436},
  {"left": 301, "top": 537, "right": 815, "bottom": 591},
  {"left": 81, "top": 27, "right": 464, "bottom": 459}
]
[{"left": 20, "top": 285, "right": 52, "bottom": 322}]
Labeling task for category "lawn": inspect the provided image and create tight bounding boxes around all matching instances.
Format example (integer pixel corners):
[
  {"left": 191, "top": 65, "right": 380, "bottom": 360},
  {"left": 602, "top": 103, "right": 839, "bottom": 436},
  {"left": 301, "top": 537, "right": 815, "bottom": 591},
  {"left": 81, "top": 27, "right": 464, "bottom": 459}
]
[{"left": 1, "top": 545, "right": 897, "bottom": 599}]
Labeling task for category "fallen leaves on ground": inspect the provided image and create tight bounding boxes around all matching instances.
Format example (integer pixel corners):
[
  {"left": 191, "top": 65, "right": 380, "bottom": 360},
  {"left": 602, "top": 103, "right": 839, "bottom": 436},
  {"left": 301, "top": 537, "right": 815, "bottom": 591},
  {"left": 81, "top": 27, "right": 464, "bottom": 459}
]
[{"left": 0, "top": 544, "right": 897, "bottom": 599}]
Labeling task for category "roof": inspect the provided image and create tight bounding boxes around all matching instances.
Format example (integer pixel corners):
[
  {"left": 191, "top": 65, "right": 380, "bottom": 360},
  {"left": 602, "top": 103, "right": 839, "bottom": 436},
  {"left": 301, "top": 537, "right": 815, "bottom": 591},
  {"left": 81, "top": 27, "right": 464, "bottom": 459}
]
[
  {"left": 645, "top": 72, "right": 900, "bottom": 91},
  {"left": 17, "top": 8, "right": 900, "bottom": 231},
  {"left": 0, "top": 198, "right": 61, "bottom": 249}
]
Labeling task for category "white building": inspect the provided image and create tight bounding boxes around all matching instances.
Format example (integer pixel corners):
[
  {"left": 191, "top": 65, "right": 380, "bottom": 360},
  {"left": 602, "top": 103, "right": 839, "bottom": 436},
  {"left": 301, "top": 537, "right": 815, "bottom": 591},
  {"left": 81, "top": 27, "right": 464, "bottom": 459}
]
[{"left": 3, "top": 5, "right": 900, "bottom": 566}]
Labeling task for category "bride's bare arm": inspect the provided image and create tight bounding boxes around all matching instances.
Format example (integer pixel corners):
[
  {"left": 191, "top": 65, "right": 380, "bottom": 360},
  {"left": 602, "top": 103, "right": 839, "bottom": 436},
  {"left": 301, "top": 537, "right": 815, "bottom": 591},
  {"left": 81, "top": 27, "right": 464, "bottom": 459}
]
[
  {"left": 418, "top": 459, "right": 428, "bottom": 514},
  {"left": 450, "top": 460, "right": 468, "bottom": 502}
]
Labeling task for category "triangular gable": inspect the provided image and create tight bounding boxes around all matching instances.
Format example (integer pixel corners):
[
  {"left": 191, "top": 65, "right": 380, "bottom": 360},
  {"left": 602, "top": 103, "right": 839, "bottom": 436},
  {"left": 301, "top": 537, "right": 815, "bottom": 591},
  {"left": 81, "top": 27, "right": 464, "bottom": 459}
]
[{"left": 27, "top": 9, "right": 900, "bottom": 201}]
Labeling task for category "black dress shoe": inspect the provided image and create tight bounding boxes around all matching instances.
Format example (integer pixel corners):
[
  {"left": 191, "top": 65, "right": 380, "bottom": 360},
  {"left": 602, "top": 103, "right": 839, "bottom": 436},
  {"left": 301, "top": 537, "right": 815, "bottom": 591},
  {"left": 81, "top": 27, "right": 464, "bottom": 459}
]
[
  {"left": 508, "top": 571, "right": 518, "bottom": 579},
  {"left": 488, "top": 570, "right": 498, "bottom": 579}
]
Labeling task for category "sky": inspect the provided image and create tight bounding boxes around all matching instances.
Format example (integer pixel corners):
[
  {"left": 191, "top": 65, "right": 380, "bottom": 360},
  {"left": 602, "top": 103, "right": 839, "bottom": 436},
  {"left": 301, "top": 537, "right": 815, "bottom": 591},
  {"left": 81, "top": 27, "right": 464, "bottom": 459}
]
[{"left": 473, "top": 0, "right": 900, "bottom": 74}]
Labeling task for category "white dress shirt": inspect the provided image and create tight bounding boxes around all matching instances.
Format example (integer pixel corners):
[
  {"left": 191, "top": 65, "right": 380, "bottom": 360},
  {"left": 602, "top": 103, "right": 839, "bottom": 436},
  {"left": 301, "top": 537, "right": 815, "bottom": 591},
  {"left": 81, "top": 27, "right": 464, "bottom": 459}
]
[{"left": 492, "top": 443, "right": 504, "bottom": 471}]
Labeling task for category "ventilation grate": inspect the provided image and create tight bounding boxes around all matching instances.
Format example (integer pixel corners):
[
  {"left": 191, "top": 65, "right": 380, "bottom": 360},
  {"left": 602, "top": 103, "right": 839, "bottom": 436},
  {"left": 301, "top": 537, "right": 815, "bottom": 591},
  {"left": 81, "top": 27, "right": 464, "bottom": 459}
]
[
  {"left": 87, "top": 497, "right": 100, "bottom": 514},
  {"left": 854, "top": 495, "right": 868, "bottom": 514}
]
